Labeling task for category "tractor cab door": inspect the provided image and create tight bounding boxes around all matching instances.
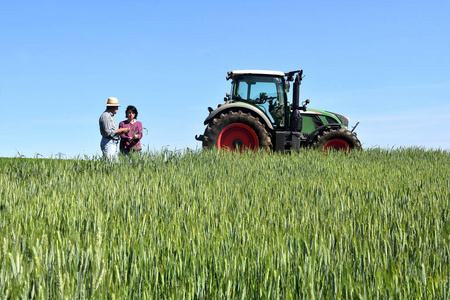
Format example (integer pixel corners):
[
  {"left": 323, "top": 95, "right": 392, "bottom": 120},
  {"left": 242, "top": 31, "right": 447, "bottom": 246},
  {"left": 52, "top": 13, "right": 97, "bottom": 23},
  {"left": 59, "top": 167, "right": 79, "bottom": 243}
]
[{"left": 232, "top": 75, "right": 288, "bottom": 129}]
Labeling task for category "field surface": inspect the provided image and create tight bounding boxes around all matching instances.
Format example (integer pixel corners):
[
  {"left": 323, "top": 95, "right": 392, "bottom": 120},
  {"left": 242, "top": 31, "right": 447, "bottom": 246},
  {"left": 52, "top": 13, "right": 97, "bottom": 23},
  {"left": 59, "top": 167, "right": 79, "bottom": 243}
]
[{"left": 1, "top": 148, "right": 449, "bottom": 299}]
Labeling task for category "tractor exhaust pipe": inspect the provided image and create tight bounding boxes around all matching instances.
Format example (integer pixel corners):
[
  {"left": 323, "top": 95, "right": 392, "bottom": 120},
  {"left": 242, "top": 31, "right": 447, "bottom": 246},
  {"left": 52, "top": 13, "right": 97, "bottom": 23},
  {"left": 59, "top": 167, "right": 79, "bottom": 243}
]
[{"left": 290, "top": 70, "right": 303, "bottom": 132}]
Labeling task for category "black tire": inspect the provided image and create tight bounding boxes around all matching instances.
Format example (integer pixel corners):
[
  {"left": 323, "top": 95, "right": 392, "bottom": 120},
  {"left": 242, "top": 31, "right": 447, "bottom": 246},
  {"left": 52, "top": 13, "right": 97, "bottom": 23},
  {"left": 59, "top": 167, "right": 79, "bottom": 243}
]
[
  {"left": 203, "top": 110, "right": 272, "bottom": 151},
  {"left": 313, "top": 128, "right": 362, "bottom": 152}
]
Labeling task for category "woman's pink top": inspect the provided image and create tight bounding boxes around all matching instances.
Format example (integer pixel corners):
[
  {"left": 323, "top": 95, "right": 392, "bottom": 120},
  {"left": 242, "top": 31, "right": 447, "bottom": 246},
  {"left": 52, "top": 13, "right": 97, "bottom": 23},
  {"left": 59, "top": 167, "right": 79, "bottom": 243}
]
[{"left": 119, "top": 120, "right": 143, "bottom": 150}]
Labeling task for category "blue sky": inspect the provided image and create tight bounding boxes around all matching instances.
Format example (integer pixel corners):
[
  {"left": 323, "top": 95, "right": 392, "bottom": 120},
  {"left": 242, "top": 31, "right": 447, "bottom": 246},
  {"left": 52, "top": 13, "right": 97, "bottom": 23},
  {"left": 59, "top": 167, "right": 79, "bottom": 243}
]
[{"left": 1, "top": 0, "right": 449, "bottom": 158}]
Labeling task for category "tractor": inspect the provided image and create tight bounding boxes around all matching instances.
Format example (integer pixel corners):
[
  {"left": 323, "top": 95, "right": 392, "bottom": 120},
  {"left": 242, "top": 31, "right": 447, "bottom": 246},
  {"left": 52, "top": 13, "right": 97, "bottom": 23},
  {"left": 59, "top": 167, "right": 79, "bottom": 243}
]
[{"left": 195, "top": 69, "right": 361, "bottom": 153}]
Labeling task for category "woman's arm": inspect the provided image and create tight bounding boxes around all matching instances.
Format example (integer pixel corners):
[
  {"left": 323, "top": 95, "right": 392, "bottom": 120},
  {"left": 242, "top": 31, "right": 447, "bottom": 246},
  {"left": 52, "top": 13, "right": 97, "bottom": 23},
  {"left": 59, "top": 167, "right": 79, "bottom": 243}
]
[{"left": 135, "top": 122, "right": 143, "bottom": 140}]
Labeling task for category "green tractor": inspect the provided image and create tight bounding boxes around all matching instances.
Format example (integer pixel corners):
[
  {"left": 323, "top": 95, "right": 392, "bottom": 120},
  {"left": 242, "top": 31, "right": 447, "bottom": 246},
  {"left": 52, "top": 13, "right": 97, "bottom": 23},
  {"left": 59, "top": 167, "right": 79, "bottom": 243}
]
[{"left": 195, "top": 70, "right": 361, "bottom": 153}]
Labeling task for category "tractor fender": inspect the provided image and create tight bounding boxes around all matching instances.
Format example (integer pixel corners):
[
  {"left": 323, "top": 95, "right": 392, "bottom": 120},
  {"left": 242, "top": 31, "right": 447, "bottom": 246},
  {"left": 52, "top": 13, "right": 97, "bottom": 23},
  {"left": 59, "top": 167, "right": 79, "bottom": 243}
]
[
  {"left": 203, "top": 103, "right": 274, "bottom": 130},
  {"left": 305, "top": 123, "right": 343, "bottom": 147}
]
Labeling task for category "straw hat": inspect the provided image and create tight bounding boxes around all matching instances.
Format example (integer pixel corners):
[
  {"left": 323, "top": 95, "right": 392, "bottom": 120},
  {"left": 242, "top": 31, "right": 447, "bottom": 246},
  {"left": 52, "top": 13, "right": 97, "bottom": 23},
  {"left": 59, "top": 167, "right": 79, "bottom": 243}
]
[{"left": 105, "top": 97, "right": 120, "bottom": 107}]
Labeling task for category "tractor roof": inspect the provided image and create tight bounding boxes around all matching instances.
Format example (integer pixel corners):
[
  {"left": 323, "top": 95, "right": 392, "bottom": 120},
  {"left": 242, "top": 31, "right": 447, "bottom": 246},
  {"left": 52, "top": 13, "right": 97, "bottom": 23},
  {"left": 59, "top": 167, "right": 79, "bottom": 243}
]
[{"left": 229, "top": 70, "right": 286, "bottom": 77}]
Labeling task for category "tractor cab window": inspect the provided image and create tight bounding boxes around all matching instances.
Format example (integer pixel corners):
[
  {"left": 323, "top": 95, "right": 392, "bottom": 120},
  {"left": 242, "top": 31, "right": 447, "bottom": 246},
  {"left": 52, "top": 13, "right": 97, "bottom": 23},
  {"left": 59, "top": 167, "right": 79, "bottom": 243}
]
[{"left": 233, "top": 75, "right": 287, "bottom": 128}]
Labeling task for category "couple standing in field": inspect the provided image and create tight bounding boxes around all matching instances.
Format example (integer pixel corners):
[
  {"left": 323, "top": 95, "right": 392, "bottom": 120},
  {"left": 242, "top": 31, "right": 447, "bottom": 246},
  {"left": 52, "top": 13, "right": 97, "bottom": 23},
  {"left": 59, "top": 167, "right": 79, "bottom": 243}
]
[{"left": 99, "top": 97, "right": 143, "bottom": 160}]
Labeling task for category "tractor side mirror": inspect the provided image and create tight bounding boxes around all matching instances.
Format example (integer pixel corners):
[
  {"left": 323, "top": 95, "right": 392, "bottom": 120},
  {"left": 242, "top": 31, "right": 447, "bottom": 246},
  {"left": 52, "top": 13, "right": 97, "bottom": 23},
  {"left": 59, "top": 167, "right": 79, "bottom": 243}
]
[
  {"left": 286, "top": 82, "right": 290, "bottom": 93},
  {"left": 301, "top": 99, "right": 310, "bottom": 111}
]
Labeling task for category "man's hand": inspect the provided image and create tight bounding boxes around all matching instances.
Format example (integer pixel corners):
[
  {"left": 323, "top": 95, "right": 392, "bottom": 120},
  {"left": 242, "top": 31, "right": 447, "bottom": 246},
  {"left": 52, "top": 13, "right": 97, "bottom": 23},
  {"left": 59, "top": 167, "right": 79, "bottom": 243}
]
[{"left": 118, "top": 128, "right": 131, "bottom": 134}]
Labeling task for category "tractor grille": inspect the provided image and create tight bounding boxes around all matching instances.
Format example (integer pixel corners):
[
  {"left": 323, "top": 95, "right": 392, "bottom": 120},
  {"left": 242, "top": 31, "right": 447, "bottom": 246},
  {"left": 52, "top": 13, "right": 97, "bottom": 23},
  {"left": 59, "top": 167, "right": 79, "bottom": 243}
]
[{"left": 326, "top": 111, "right": 349, "bottom": 126}]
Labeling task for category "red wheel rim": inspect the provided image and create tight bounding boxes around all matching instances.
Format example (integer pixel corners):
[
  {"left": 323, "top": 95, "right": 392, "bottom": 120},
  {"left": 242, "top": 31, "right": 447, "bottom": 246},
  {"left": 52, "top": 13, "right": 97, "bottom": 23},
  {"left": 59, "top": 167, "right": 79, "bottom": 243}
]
[
  {"left": 218, "top": 123, "right": 259, "bottom": 151},
  {"left": 323, "top": 139, "right": 350, "bottom": 153}
]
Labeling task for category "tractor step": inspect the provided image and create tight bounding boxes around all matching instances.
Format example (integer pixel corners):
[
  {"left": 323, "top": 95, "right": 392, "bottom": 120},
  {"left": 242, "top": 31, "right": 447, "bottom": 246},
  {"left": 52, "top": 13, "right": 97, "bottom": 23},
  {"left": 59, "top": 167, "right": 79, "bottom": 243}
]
[{"left": 274, "top": 131, "right": 306, "bottom": 152}]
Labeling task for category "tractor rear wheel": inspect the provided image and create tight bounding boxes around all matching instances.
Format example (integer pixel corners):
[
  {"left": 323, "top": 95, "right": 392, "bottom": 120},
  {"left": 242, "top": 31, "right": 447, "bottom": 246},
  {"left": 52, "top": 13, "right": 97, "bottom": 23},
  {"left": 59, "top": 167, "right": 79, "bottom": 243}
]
[
  {"left": 314, "top": 128, "right": 362, "bottom": 153},
  {"left": 203, "top": 110, "right": 272, "bottom": 151}
]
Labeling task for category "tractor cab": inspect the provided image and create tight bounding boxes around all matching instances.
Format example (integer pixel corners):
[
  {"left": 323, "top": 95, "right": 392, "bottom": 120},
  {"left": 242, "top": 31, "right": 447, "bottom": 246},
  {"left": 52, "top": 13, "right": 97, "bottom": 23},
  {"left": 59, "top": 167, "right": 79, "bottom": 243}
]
[{"left": 228, "top": 70, "right": 289, "bottom": 129}]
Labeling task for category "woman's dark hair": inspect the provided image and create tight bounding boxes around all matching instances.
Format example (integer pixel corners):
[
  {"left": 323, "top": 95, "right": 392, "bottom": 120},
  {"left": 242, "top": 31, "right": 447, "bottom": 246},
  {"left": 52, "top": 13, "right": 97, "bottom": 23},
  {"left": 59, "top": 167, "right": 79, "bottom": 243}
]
[{"left": 125, "top": 105, "right": 138, "bottom": 119}]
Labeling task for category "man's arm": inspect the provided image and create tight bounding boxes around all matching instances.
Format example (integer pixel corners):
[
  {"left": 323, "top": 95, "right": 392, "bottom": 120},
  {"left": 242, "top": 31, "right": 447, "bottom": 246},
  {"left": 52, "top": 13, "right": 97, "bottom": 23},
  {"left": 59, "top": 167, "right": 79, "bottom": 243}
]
[{"left": 99, "top": 113, "right": 118, "bottom": 138}]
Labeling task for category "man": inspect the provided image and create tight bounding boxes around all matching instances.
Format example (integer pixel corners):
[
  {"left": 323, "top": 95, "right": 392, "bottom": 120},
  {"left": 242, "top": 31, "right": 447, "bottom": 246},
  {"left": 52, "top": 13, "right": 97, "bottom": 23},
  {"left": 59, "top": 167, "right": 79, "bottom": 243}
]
[{"left": 99, "top": 97, "right": 130, "bottom": 160}]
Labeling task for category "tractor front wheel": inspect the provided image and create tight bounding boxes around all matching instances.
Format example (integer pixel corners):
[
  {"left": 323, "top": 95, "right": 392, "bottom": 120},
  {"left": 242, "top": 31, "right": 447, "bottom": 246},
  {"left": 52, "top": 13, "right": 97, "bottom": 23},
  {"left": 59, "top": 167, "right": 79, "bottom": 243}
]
[
  {"left": 314, "top": 128, "right": 362, "bottom": 153},
  {"left": 202, "top": 111, "right": 272, "bottom": 151}
]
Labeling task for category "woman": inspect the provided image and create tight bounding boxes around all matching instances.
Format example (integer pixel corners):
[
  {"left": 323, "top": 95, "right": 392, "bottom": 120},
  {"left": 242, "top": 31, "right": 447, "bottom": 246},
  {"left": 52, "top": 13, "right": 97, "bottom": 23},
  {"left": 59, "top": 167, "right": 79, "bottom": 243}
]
[{"left": 119, "top": 105, "right": 143, "bottom": 154}]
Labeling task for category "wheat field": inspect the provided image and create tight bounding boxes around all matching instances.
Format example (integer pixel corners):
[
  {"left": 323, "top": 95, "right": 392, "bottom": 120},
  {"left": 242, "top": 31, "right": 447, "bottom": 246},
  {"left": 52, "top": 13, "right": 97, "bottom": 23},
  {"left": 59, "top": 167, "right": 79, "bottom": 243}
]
[{"left": 1, "top": 148, "right": 449, "bottom": 299}]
